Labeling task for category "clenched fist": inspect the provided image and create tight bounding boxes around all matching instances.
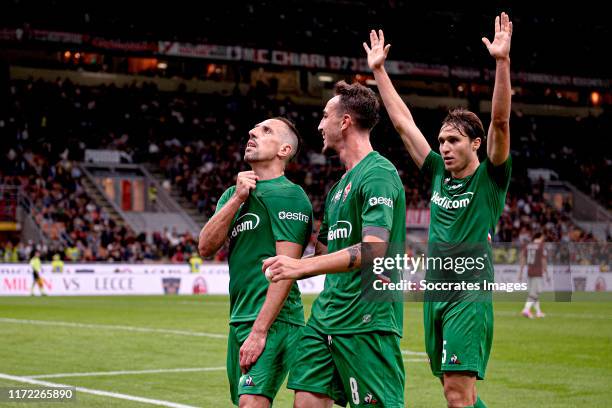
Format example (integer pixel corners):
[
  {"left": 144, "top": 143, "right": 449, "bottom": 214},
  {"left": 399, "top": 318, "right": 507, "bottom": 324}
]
[{"left": 233, "top": 171, "right": 258, "bottom": 202}]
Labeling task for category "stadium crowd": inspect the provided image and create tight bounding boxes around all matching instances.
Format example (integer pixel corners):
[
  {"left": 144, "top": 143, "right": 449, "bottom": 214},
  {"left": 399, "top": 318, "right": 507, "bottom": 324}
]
[{"left": 0, "top": 77, "right": 609, "bottom": 263}]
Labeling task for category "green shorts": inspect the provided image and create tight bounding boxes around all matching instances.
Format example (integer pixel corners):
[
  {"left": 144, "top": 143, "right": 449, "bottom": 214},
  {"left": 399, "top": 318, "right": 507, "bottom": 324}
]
[
  {"left": 423, "top": 301, "right": 493, "bottom": 380},
  {"left": 287, "top": 324, "right": 404, "bottom": 407},
  {"left": 227, "top": 320, "right": 303, "bottom": 406}
]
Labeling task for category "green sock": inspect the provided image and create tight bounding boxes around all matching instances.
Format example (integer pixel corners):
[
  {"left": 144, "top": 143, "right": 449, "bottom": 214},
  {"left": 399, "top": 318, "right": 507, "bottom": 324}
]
[{"left": 474, "top": 396, "right": 487, "bottom": 408}]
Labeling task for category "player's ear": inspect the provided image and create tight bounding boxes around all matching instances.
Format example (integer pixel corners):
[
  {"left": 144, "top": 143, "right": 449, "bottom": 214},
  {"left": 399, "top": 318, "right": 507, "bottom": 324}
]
[
  {"left": 472, "top": 137, "right": 481, "bottom": 151},
  {"left": 341, "top": 113, "right": 351, "bottom": 131},
  {"left": 278, "top": 143, "right": 293, "bottom": 161}
]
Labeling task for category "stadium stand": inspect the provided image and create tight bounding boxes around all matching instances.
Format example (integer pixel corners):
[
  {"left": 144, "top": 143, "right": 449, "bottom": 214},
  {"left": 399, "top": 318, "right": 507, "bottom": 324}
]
[{"left": 1, "top": 3, "right": 610, "bottom": 262}]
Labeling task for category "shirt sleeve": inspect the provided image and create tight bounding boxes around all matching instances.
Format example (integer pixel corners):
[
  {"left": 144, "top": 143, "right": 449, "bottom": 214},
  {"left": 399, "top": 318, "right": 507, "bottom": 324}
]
[
  {"left": 264, "top": 191, "right": 313, "bottom": 246},
  {"left": 213, "top": 187, "right": 235, "bottom": 215},
  {"left": 420, "top": 150, "right": 445, "bottom": 178},
  {"left": 360, "top": 166, "right": 402, "bottom": 232},
  {"left": 485, "top": 155, "right": 512, "bottom": 191},
  {"left": 317, "top": 207, "right": 329, "bottom": 246}
]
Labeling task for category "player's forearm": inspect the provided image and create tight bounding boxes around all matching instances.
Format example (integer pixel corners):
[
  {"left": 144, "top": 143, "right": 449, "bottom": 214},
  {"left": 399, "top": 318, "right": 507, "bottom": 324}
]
[
  {"left": 372, "top": 66, "right": 431, "bottom": 167},
  {"left": 490, "top": 58, "right": 511, "bottom": 126},
  {"left": 487, "top": 58, "right": 511, "bottom": 164},
  {"left": 251, "top": 280, "right": 293, "bottom": 334},
  {"left": 198, "top": 196, "right": 242, "bottom": 257},
  {"left": 301, "top": 240, "right": 328, "bottom": 259},
  {"left": 372, "top": 66, "right": 416, "bottom": 128},
  {"left": 300, "top": 245, "right": 361, "bottom": 277}
]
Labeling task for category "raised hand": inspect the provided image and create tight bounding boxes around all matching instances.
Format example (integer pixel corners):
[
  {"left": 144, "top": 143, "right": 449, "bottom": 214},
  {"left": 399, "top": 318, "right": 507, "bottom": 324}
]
[
  {"left": 482, "top": 12, "right": 513, "bottom": 60},
  {"left": 363, "top": 29, "right": 391, "bottom": 71}
]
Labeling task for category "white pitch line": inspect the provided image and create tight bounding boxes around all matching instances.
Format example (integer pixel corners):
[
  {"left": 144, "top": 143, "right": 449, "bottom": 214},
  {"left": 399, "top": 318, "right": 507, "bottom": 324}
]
[
  {"left": 402, "top": 349, "right": 427, "bottom": 356},
  {"left": 0, "top": 372, "right": 199, "bottom": 408},
  {"left": 495, "top": 311, "right": 612, "bottom": 320},
  {"left": 403, "top": 358, "right": 427, "bottom": 362},
  {"left": 28, "top": 366, "right": 226, "bottom": 379},
  {"left": 0, "top": 317, "right": 227, "bottom": 339}
]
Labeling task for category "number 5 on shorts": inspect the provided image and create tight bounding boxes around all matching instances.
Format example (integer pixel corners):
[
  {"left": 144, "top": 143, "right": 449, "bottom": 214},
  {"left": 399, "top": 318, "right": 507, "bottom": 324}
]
[{"left": 442, "top": 340, "right": 447, "bottom": 364}]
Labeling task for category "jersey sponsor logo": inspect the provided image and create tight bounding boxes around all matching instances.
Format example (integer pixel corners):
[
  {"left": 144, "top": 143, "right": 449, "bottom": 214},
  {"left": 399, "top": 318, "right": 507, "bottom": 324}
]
[
  {"left": 342, "top": 182, "right": 352, "bottom": 202},
  {"left": 430, "top": 191, "right": 473, "bottom": 210},
  {"left": 368, "top": 196, "right": 394, "bottom": 208},
  {"left": 278, "top": 211, "right": 309, "bottom": 223},
  {"left": 327, "top": 220, "right": 353, "bottom": 241},
  {"left": 231, "top": 213, "right": 260, "bottom": 238}
]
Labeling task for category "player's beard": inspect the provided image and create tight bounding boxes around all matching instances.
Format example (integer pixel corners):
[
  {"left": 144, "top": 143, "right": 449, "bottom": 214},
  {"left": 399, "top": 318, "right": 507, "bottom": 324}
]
[
  {"left": 244, "top": 150, "right": 258, "bottom": 163},
  {"left": 244, "top": 146, "right": 263, "bottom": 163},
  {"left": 321, "top": 132, "right": 340, "bottom": 156}
]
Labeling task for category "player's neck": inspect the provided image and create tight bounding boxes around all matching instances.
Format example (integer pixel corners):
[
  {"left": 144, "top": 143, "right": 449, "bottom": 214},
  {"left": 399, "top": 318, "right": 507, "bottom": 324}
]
[
  {"left": 340, "top": 133, "right": 373, "bottom": 171},
  {"left": 250, "top": 162, "right": 284, "bottom": 181},
  {"left": 451, "top": 158, "right": 480, "bottom": 179}
]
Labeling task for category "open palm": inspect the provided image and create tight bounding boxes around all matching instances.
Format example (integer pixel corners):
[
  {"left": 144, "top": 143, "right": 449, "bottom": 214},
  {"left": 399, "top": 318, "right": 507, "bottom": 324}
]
[
  {"left": 363, "top": 29, "right": 391, "bottom": 70},
  {"left": 482, "top": 12, "right": 513, "bottom": 60}
]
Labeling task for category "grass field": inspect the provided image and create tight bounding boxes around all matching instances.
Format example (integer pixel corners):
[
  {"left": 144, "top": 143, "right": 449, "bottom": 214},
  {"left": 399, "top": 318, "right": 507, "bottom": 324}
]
[{"left": 0, "top": 295, "right": 611, "bottom": 407}]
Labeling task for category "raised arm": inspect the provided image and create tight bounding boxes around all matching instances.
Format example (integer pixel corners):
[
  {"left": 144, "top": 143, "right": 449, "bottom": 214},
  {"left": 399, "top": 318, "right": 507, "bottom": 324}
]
[
  {"left": 482, "top": 12, "right": 513, "bottom": 165},
  {"left": 364, "top": 29, "right": 431, "bottom": 168},
  {"left": 198, "top": 171, "right": 257, "bottom": 257}
]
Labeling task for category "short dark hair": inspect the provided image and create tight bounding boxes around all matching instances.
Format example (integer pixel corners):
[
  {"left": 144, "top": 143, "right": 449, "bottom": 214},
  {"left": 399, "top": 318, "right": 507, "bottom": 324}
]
[
  {"left": 334, "top": 81, "right": 380, "bottom": 130},
  {"left": 441, "top": 108, "right": 485, "bottom": 141},
  {"left": 271, "top": 116, "right": 301, "bottom": 160}
]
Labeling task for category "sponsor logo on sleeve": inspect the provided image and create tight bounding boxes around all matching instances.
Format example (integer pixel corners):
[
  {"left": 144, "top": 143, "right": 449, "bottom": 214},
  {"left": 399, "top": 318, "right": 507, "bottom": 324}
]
[
  {"left": 278, "top": 211, "right": 309, "bottom": 223},
  {"left": 368, "top": 196, "right": 394, "bottom": 208}
]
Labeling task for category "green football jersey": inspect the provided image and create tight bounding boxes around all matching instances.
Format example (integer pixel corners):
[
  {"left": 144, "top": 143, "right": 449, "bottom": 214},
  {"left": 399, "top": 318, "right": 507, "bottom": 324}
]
[
  {"left": 308, "top": 151, "right": 406, "bottom": 336},
  {"left": 215, "top": 175, "right": 312, "bottom": 326},
  {"left": 422, "top": 151, "right": 512, "bottom": 284}
]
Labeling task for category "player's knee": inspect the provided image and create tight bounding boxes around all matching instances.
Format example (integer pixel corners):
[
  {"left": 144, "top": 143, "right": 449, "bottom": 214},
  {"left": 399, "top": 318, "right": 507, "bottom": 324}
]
[
  {"left": 293, "top": 391, "right": 333, "bottom": 408},
  {"left": 444, "top": 383, "right": 473, "bottom": 407},
  {"left": 239, "top": 394, "right": 270, "bottom": 408}
]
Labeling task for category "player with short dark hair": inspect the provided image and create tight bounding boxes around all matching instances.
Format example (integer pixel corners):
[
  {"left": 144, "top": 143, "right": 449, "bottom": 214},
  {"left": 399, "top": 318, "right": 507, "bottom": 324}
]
[
  {"left": 264, "top": 80, "right": 406, "bottom": 408},
  {"left": 199, "top": 117, "right": 312, "bottom": 408}
]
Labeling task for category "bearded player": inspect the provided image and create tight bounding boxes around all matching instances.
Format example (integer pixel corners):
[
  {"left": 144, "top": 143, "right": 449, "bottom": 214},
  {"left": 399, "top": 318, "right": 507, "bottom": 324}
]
[{"left": 199, "top": 117, "right": 312, "bottom": 407}]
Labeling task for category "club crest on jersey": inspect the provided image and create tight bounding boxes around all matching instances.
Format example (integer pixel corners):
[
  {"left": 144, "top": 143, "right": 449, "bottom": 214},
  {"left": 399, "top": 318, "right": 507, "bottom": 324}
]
[
  {"left": 449, "top": 354, "right": 461, "bottom": 365},
  {"left": 364, "top": 392, "right": 378, "bottom": 405},
  {"left": 342, "top": 182, "right": 352, "bottom": 202}
]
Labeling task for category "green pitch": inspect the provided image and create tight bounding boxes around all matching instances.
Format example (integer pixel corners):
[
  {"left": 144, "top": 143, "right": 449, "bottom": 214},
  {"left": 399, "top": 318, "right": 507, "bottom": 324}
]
[{"left": 0, "top": 295, "right": 610, "bottom": 407}]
